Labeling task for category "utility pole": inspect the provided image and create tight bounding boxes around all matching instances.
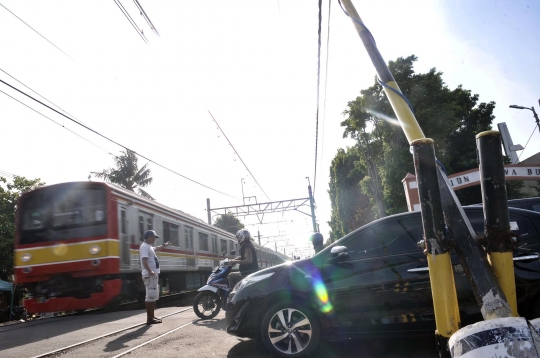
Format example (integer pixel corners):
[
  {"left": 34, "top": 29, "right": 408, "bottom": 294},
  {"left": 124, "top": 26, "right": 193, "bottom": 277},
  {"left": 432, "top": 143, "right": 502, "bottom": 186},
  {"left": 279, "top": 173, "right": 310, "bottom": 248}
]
[
  {"left": 206, "top": 198, "right": 211, "bottom": 225},
  {"left": 258, "top": 231, "right": 261, "bottom": 245},
  {"left": 306, "top": 178, "right": 317, "bottom": 233}
]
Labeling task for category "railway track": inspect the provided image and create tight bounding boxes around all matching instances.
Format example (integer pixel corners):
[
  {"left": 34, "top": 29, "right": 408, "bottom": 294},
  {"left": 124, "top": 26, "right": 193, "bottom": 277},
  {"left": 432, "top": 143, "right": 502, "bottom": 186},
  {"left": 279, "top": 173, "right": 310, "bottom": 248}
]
[
  {"left": 30, "top": 307, "right": 195, "bottom": 358},
  {"left": 0, "top": 291, "right": 197, "bottom": 332}
]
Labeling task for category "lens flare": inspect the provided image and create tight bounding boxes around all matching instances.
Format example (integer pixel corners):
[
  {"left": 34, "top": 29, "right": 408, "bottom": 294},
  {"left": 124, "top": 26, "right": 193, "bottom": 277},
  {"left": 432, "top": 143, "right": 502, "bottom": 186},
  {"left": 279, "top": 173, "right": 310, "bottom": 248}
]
[
  {"left": 311, "top": 269, "right": 333, "bottom": 313},
  {"left": 365, "top": 108, "right": 401, "bottom": 127}
]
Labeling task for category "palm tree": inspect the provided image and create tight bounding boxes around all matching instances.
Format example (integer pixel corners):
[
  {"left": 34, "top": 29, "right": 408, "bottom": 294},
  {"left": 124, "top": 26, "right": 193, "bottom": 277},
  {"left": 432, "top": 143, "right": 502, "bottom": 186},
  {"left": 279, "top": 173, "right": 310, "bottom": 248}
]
[{"left": 91, "top": 149, "right": 154, "bottom": 199}]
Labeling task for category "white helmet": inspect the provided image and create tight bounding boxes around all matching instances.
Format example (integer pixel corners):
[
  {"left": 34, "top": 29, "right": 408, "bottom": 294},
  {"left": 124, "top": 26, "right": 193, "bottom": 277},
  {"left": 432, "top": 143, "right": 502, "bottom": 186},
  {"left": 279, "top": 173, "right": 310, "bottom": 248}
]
[{"left": 236, "top": 229, "right": 251, "bottom": 244}]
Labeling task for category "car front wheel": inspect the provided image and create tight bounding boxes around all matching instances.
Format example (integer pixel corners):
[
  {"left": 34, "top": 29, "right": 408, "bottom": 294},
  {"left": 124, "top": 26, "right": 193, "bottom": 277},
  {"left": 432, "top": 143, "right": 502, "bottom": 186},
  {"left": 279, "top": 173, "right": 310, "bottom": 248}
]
[{"left": 261, "top": 301, "right": 320, "bottom": 357}]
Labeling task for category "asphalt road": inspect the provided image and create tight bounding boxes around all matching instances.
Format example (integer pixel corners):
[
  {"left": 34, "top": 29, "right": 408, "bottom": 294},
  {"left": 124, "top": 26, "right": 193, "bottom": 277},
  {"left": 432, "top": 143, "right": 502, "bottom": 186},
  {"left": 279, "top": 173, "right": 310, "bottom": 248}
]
[{"left": 0, "top": 307, "right": 438, "bottom": 358}]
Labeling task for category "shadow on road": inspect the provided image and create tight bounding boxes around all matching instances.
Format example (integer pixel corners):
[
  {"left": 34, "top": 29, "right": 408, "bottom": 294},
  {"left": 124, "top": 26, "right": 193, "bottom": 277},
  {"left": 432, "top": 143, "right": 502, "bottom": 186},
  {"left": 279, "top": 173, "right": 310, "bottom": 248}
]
[
  {"left": 191, "top": 317, "right": 227, "bottom": 332},
  {"left": 103, "top": 325, "right": 152, "bottom": 352},
  {"left": 226, "top": 336, "right": 438, "bottom": 358}
]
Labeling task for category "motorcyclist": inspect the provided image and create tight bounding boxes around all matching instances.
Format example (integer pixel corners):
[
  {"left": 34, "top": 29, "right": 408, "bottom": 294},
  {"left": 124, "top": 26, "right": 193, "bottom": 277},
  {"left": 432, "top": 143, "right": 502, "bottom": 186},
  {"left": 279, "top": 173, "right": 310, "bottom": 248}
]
[
  {"left": 310, "top": 232, "right": 324, "bottom": 253},
  {"left": 228, "top": 229, "right": 259, "bottom": 289}
]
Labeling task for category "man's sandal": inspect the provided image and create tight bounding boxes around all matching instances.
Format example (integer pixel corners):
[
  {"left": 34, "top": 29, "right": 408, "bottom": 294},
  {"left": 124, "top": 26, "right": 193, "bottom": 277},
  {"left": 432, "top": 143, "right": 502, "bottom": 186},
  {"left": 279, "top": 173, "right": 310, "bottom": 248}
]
[{"left": 146, "top": 318, "right": 162, "bottom": 325}]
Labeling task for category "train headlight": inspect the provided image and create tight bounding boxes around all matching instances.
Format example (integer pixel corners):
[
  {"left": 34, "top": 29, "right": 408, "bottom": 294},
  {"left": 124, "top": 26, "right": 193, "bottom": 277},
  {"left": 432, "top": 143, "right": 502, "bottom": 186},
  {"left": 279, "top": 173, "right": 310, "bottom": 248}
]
[
  {"left": 89, "top": 245, "right": 101, "bottom": 255},
  {"left": 21, "top": 253, "right": 32, "bottom": 262}
]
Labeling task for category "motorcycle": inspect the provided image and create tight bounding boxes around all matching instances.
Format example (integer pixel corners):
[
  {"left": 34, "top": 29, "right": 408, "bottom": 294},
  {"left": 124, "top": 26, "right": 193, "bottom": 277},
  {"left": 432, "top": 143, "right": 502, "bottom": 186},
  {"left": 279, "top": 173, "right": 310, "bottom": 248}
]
[{"left": 193, "top": 253, "right": 235, "bottom": 319}]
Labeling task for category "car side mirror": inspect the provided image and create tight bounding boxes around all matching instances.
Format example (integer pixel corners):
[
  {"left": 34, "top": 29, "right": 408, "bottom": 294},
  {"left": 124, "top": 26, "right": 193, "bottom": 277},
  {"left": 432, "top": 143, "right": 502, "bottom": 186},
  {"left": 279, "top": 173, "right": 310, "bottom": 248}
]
[
  {"left": 331, "top": 245, "right": 348, "bottom": 256},
  {"left": 230, "top": 250, "right": 236, "bottom": 256},
  {"left": 330, "top": 246, "right": 349, "bottom": 262}
]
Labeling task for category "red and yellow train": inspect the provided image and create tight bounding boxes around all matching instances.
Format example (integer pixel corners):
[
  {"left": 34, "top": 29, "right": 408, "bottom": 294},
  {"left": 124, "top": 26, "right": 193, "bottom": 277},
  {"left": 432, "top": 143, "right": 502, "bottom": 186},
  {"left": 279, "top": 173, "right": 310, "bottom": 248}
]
[{"left": 14, "top": 181, "right": 288, "bottom": 313}]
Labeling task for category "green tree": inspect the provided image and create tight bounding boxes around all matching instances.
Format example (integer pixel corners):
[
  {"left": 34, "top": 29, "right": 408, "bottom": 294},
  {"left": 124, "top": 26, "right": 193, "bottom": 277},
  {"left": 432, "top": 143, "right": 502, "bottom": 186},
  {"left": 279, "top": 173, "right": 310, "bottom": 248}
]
[
  {"left": 328, "top": 147, "right": 376, "bottom": 243},
  {"left": 91, "top": 149, "right": 154, "bottom": 199},
  {"left": 333, "top": 55, "right": 497, "bottom": 237},
  {"left": 0, "top": 176, "right": 45, "bottom": 279},
  {"left": 213, "top": 213, "right": 245, "bottom": 235}
]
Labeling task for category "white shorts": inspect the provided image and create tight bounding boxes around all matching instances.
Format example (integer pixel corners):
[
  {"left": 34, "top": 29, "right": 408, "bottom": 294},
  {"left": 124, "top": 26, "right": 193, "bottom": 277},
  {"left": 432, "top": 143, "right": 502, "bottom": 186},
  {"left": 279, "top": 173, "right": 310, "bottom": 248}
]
[{"left": 143, "top": 275, "right": 159, "bottom": 302}]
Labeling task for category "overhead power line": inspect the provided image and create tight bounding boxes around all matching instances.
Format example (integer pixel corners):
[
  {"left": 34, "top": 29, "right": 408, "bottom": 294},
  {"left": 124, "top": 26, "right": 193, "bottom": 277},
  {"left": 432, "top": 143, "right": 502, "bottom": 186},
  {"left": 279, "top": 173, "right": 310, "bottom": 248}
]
[
  {"left": 319, "top": 0, "right": 332, "bottom": 196},
  {"left": 113, "top": 0, "right": 148, "bottom": 44},
  {"left": 313, "top": 0, "right": 323, "bottom": 195},
  {"left": 1, "top": 69, "right": 82, "bottom": 124},
  {"left": 0, "top": 78, "right": 237, "bottom": 199},
  {"left": 0, "top": 2, "right": 74, "bottom": 60},
  {"left": 208, "top": 110, "right": 271, "bottom": 201},
  {"left": 133, "top": 0, "right": 159, "bottom": 36},
  {"left": 0, "top": 88, "right": 115, "bottom": 156},
  {"left": 518, "top": 124, "right": 538, "bottom": 161}
]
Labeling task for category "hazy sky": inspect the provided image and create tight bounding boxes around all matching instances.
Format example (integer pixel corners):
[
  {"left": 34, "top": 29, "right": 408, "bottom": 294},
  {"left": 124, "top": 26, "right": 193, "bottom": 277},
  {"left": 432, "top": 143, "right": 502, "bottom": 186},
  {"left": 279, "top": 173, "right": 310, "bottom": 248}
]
[{"left": 1, "top": 0, "right": 539, "bottom": 257}]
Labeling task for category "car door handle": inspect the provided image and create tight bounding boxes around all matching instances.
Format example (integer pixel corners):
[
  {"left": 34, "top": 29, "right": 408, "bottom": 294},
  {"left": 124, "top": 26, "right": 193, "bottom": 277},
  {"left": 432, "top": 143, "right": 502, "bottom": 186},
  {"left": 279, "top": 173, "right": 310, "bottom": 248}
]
[{"left": 407, "top": 267, "right": 429, "bottom": 273}]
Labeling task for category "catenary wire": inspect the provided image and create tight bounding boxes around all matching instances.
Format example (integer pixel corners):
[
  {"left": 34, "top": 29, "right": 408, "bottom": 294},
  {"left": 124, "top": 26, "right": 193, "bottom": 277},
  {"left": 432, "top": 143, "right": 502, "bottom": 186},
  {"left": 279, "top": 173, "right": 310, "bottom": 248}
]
[
  {"left": 113, "top": 0, "right": 148, "bottom": 44},
  {"left": 132, "top": 0, "right": 159, "bottom": 36},
  {"left": 208, "top": 110, "right": 271, "bottom": 201},
  {"left": 0, "top": 169, "right": 17, "bottom": 178},
  {"left": 0, "top": 79, "right": 237, "bottom": 199},
  {"left": 0, "top": 2, "right": 74, "bottom": 61}
]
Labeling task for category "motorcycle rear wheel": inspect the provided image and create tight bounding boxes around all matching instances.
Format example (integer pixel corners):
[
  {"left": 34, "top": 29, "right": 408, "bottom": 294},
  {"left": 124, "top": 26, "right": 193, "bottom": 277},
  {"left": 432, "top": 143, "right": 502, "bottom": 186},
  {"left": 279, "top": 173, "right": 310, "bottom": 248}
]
[{"left": 193, "top": 291, "right": 221, "bottom": 319}]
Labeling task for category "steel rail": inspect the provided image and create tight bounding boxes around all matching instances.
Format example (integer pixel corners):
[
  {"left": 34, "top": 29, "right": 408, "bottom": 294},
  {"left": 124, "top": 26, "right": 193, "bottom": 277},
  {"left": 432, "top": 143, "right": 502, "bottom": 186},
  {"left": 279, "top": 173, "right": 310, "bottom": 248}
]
[
  {"left": 111, "top": 319, "right": 197, "bottom": 358},
  {"left": 30, "top": 308, "right": 192, "bottom": 358}
]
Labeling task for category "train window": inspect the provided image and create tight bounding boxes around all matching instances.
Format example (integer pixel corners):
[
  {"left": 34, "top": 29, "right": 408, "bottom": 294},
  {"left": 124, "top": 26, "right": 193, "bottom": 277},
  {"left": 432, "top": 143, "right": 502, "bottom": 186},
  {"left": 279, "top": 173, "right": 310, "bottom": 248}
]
[
  {"left": 199, "top": 232, "right": 209, "bottom": 251},
  {"left": 139, "top": 216, "right": 144, "bottom": 241},
  {"left": 221, "top": 239, "right": 228, "bottom": 255},
  {"left": 211, "top": 234, "right": 217, "bottom": 253},
  {"left": 163, "top": 221, "right": 179, "bottom": 246},
  {"left": 185, "top": 226, "right": 194, "bottom": 249},
  {"left": 121, "top": 210, "right": 126, "bottom": 235},
  {"left": 147, "top": 218, "right": 153, "bottom": 230}
]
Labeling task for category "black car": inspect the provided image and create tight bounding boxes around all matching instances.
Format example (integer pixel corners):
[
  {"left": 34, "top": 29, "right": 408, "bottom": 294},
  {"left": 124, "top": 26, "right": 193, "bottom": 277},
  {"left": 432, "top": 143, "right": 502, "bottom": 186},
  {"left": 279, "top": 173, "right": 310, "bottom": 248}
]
[
  {"left": 225, "top": 207, "right": 540, "bottom": 357},
  {"left": 505, "top": 197, "right": 540, "bottom": 212},
  {"left": 471, "top": 197, "right": 540, "bottom": 212}
]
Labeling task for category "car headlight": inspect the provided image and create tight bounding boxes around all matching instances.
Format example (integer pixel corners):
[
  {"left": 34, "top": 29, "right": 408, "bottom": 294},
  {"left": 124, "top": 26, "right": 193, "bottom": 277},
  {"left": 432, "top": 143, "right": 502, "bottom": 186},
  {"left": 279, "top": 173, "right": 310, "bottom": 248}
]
[
  {"left": 89, "top": 245, "right": 101, "bottom": 255},
  {"left": 236, "top": 272, "right": 274, "bottom": 292},
  {"left": 21, "top": 253, "right": 32, "bottom": 262}
]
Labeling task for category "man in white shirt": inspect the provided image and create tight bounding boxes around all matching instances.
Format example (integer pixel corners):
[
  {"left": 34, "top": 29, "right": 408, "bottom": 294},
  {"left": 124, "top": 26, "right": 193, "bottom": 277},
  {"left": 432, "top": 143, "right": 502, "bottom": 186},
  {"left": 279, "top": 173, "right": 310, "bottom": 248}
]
[{"left": 140, "top": 230, "right": 170, "bottom": 325}]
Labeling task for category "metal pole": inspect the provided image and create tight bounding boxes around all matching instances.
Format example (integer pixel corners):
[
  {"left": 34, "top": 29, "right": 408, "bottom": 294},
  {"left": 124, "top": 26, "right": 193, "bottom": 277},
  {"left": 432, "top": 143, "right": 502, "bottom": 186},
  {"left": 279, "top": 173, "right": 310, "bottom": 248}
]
[
  {"left": 437, "top": 167, "right": 513, "bottom": 320},
  {"left": 533, "top": 103, "right": 540, "bottom": 135},
  {"left": 206, "top": 198, "right": 211, "bottom": 225},
  {"left": 308, "top": 185, "right": 317, "bottom": 233},
  {"left": 258, "top": 231, "right": 261, "bottom": 245},
  {"left": 241, "top": 178, "right": 246, "bottom": 205},
  {"left": 341, "top": 0, "right": 513, "bottom": 320},
  {"left": 340, "top": 0, "right": 424, "bottom": 144},
  {"left": 477, "top": 131, "right": 518, "bottom": 317},
  {"left": 412, "top": 139, "right": 460, "bottom": 356}
]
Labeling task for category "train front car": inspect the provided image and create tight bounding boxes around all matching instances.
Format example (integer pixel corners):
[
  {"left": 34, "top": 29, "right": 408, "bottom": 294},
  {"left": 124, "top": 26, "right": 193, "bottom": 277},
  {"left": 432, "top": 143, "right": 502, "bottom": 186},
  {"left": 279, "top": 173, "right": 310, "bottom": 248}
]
[{"left": 14, "top": 182, "right": 121, "bottom": 313}]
